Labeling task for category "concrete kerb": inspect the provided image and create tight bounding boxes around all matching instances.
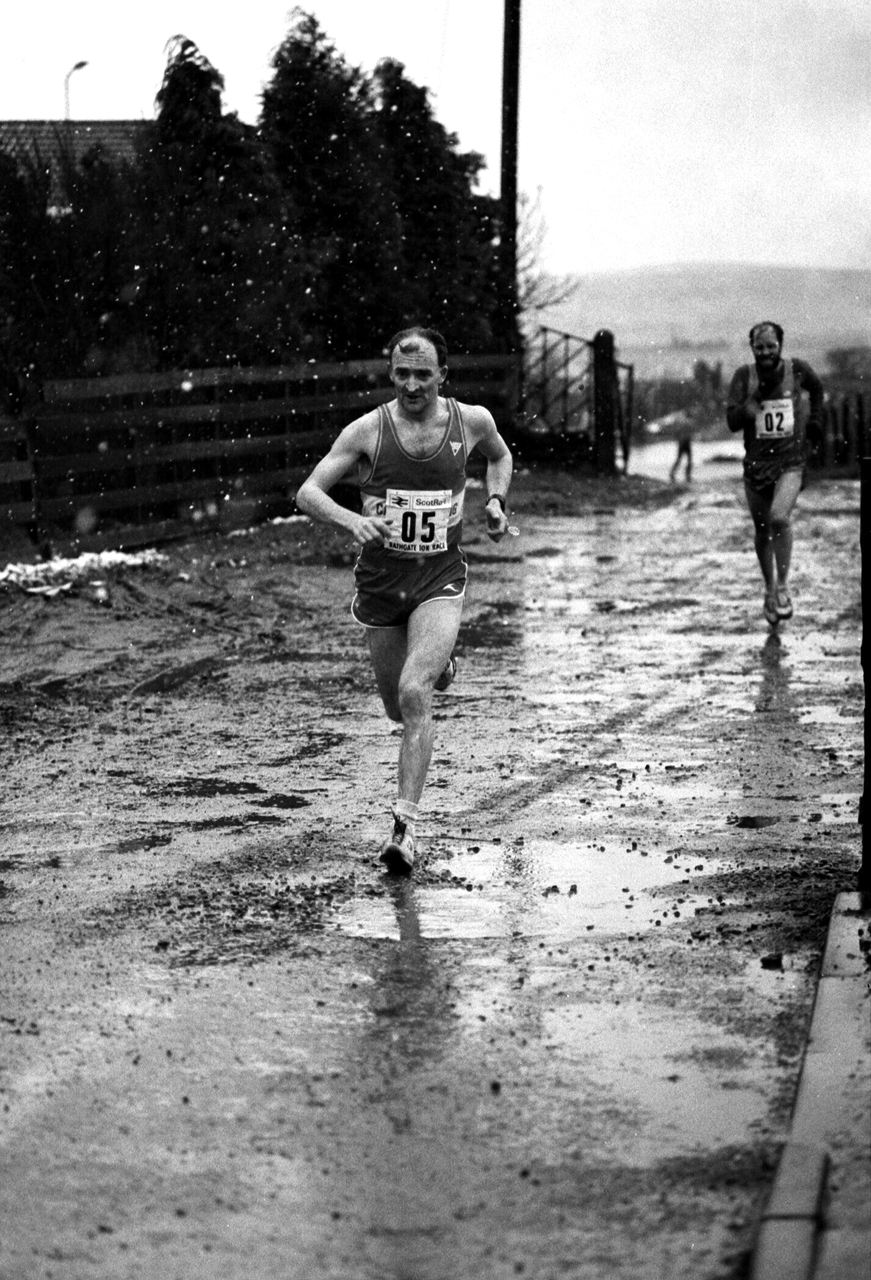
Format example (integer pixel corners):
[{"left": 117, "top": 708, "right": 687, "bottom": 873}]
[{"left": 749, "top": 892, "right": 871, "bottom": 1280}]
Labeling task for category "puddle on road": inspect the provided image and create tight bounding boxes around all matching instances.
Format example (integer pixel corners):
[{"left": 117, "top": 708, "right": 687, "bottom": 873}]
[
  {"left": 532, "top": 999, "right": 775, "bottom": 1157},
  {"left": 798, "top": 705, "right": 863, "bottom": 725},
  {"left": 334, "top": 842, "right": 721, "bottom": 942},
  {"left": 332, "top": 839, "right": 792, "bottom": 1159}
]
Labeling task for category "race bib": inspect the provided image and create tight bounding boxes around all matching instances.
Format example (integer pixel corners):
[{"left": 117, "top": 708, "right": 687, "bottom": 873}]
[
  {"left": 384, "top": 488, "right": 452, "bottom": 554},
  {"left": 755, "top": 398, "right": 794, "bottom": 439}
]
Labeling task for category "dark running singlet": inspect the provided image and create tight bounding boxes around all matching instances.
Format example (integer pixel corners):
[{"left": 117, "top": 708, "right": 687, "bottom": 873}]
[
  {"left": 742, "top": 358, "right": 808, "bottom": 488},
  {"left": 358, "top": 399, "right": 469, "bottom": 559}
]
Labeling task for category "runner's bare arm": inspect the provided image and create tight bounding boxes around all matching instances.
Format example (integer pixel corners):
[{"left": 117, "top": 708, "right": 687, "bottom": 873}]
[
  {"left": 726, "top": 367, "right": 755, "bottom": 433},
  {"left": 295, "top": 416, "right": 392, "bottom": 546},
  {"left": 460, "top": 403, "right": 514, "bottom": 541},
  {"left": 798, "top": 360, "right": 825, "bottom": 430}
]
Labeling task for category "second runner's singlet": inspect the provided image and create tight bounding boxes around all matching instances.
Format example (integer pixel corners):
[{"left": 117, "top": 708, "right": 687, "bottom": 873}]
[{"left": 743, "top": 358, "right": 807, "bottom": 469}]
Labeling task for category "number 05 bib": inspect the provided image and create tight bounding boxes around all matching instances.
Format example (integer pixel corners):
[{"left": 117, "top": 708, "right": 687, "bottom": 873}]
[
  {"left": 385, "top": 488, "right": 452, "bottom": 554},
  {"left": 755, "top": 398, "right": 795, "bottom": 439}
]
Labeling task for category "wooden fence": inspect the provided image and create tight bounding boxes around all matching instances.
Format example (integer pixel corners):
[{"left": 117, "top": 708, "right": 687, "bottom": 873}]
[
  {"left": 0, "top": 415, "right": 36, "bottom": 531},
  {"left": 812, "top": 382, "right": 869, "bottom": 473},
  {"left": 0, "top": 354, "right": 520, "bottom": 552}
]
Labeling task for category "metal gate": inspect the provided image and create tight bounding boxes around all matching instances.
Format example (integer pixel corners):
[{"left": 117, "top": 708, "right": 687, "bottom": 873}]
[{"left": 523, "top": 326, "right": 634, "bottom": 472}]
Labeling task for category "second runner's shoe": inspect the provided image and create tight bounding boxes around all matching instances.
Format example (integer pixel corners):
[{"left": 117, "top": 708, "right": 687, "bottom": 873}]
[
  {"left": 775, "top": 587, "right": 793, "bottom": 620},
  {"left": 763, "top": 594, "right": 779, "bottom": 626}
]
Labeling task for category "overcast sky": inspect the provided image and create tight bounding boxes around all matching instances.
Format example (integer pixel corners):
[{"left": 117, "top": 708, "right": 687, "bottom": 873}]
[{"left": 3, "top": 0, "right": 869, "bottom": 274}]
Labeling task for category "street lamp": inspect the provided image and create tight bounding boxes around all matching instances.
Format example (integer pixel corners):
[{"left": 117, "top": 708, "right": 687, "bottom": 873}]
[{"left": 64, "top": 60, "right": 88, "bottom": 121}]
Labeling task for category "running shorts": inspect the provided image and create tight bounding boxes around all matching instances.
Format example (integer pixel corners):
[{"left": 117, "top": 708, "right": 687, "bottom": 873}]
[
  {"left": 743, "top": 455, "right": 806, "bottom": 493},
  {"left": 351, "top": 545, "right": 467, "bottom": 629}
]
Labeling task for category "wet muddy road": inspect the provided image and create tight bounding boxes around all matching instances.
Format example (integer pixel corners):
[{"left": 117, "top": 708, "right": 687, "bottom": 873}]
[{"left": 0, "top": 451, "right": 863, "bottom": 1279}]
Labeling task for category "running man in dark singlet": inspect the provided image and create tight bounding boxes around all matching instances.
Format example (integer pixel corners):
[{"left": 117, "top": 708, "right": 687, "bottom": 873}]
[
  {"left": 726, "top": 321, "right": 824, "bottom": 625},
  {"left": 295, "top": 327, "right": 513, "bottom": 873}
]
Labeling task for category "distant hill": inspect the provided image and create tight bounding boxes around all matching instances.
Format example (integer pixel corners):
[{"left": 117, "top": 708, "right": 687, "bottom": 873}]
[{"left": 534, "top": 263, "right": 871, "bottom": 380}]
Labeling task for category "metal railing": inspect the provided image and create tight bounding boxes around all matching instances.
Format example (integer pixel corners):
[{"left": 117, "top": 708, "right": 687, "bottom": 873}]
[{"left": 522, "top": 327, "right": 634, "bottom": 472}]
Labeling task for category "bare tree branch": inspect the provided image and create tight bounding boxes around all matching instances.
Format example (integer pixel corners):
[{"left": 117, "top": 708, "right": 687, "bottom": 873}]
[{"left": 516, "top": 188, "right": 579, "bottom": 323}]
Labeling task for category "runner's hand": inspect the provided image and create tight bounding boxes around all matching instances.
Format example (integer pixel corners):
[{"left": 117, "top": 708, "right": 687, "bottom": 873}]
[
  {"left": 351, "top": 515, "right": 393, "bottom": 546},
  {"left": 485, "top": 498, "right": 509, "bottom": 542},
  {"left": 743, "top": 396, "right": 761, "bottom": 423}
]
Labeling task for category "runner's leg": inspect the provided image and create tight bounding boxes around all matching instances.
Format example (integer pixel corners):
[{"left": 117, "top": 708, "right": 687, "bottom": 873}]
[
  {"left": 367, "top": 626, "right": 408, "bottom": 723},
  {"left": 744, "top": 483, "right": 775, "bottom": 593},
  {"left": 396, "top": 596, "right": 464, "bottom": 807},
  {"left": 369, "top": 596, "right": 463, "bottom": 872},
  {"left": 366, "top": 597, "right": 463, "bottom": 802},
  {"left": 769, "top": 469, "right": 803, "bottom": 589}
]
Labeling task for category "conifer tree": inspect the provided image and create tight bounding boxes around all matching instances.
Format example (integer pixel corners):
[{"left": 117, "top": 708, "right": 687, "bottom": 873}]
[
  {"left": 1, "top": 14, "right": 517, "bottom": 377},
  {"left": 0, "top": 148, "right": 60, "bottom": 382},
  {"left": 371, "top": 57, "right": 508, "bottom": 352},
  {"left": 135, "top": 35, "right": 302, "bottom": 368},
  {"left": 259, "top": 10, "right": 514, "bottom": 356},
  {"left": 259, "top": 10, "right": 396, "bottom": 357},
  {"left": 0, "top": 136, "right": 119, "bottom": 381}
]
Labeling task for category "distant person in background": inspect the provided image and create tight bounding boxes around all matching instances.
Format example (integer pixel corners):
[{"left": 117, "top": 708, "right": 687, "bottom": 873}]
[
  {"left": 726, "top": 321, "right": 824, "bottom": 625},
  {"left": 669, "top": 422, "right": 693, "bottom": 484}
]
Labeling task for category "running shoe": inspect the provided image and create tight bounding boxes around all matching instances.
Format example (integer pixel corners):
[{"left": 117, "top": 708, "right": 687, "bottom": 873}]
[
  {"left": 775, "top": 587, "right": 793, "bottom": 620},
  {"left": 380, "top": 817, "right": 415, "bottom": 874},
  {"left": 763, "top": 595, "right": 779, "bottom": 626},
  {"left": 434, "top": 655, "right": 457, "bottom": 692}
]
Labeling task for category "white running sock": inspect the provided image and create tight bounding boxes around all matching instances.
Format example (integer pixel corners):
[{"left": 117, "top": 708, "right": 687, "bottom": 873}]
[{"left": 393, "top": 800, "right": 419, "bottom": 830}]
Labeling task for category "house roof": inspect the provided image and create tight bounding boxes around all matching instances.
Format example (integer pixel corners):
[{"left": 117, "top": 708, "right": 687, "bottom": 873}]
[{"left": 0, "top": 120, "right": 148, "bottom": 174}]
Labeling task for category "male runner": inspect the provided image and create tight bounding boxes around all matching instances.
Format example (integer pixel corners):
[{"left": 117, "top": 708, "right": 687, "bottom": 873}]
[
  {"left": 295, "top": 327, "right": 513, "bottom": 873},
  {"left": 726, "top": 321, "right": 824, "bottom": 625}
]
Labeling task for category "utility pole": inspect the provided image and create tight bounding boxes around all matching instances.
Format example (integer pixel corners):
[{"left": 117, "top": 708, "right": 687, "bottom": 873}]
[
  {"left": 501, "top": 0, "right": 521, "bottom": 351},
  {"left": 861, "top": 457, "right": 870, "bottom": 895}
]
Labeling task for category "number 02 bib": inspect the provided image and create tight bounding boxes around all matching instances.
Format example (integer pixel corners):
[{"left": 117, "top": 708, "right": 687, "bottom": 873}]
[
  {"left": 755, "top": 398, "right": 795, "bottom": 439},
  {"left": 385, "top": 488, "right": 452, "bottom": 554}
]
